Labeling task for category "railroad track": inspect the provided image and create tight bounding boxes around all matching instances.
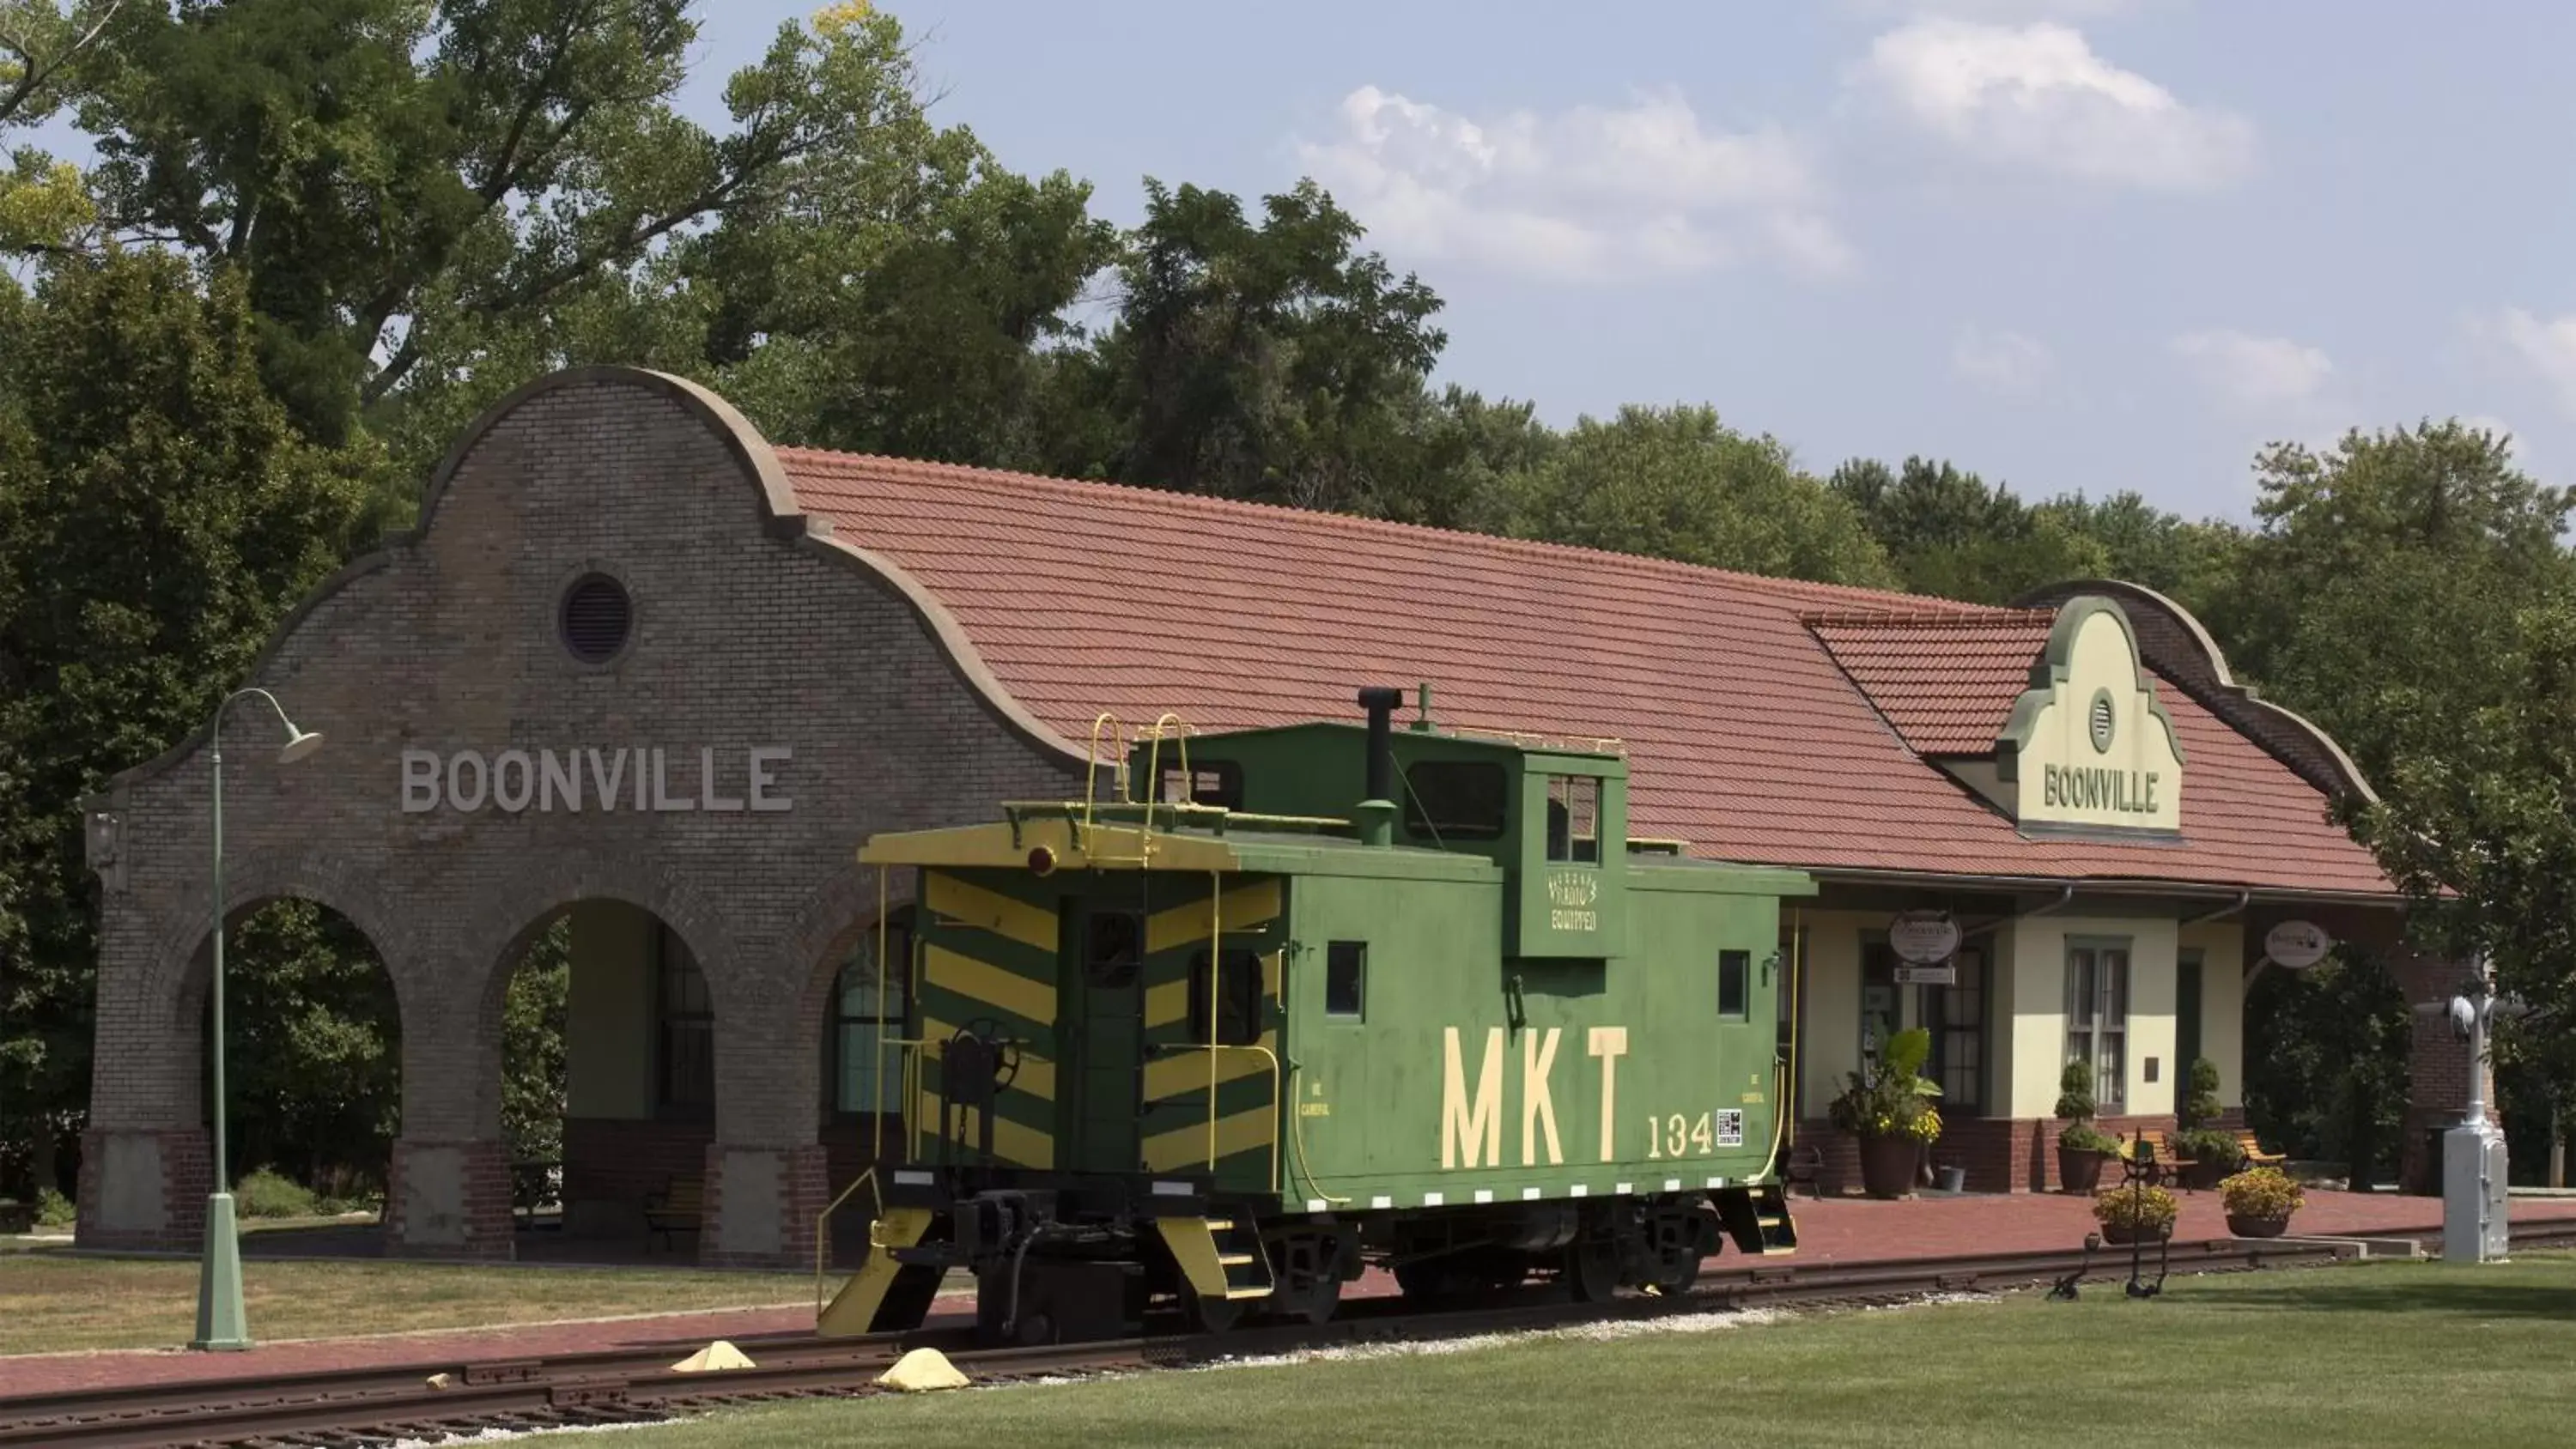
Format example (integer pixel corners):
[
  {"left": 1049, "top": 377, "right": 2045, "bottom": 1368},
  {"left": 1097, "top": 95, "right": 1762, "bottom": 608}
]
[{"left": 8, "top": 1222, "right": 2567, "bottom": 1449}]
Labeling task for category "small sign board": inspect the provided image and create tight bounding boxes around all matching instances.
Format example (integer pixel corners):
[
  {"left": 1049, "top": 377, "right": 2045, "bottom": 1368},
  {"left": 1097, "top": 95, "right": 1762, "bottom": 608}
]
[
  {"left": 1888, "top": 911, "right": 1961, "bottom": 966},
  {"left": 2265, "top": 919, "right": 2333, "bottom": 970},
  {"left": 1894, "top": 963, "right": 1957, "bottom": 986}
]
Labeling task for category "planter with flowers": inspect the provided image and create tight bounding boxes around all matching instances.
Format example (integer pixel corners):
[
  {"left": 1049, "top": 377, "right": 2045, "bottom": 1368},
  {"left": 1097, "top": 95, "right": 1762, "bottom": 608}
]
[
  {"left": 2220, "top": 1165, "right": 2306, "bottom": 1239},
  {"left": 2091, "top": 1181, "right": 2179, "bottom": 1245},
  {"left": 1827, "top": 1027, "right": 1943, "bottom": 1199}
]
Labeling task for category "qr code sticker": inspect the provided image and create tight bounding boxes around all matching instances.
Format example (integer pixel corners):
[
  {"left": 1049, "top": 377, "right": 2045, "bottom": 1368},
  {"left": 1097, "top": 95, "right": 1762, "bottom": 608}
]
[{"left": 1715, "top": 1109, "right": 1745, "bottom": 1147}]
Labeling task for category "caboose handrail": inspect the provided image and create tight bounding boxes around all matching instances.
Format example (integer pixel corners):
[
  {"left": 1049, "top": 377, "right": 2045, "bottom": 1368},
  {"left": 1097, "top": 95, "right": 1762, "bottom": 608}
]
[{"left": 1081, "top": 712, "right": 1127, "bottom": 837}]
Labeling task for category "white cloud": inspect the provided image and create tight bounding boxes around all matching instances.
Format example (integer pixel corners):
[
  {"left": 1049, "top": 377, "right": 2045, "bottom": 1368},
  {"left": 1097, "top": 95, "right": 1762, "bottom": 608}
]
[
  {"left": 1295, "top": 86, "right": 1852, "bottom": 282},
  {"left": 1850, "top": 20, "right": 2255, "bottom": 190},
  {"left": 2170, "top": 330, "right": 2334, "bottom": 406},
  {"left": 2492, "top": 309, "right": 2576, "bottom": 417},
  {"left": 1844, "top": 0, "right": 2141, "bottom": 17},
  {"left": 1951, "top": 326, "right": 2053, "bottom": 396}
]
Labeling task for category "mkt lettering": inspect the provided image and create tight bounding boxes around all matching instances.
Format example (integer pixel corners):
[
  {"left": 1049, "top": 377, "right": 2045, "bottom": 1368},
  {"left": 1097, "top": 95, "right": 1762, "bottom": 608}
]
[
  {"left": 400, "top": 746, "right": 793, "bottom": 815},
  {"left": 1439, "top": 1023, "right": 1626, "bottom": 1169}
]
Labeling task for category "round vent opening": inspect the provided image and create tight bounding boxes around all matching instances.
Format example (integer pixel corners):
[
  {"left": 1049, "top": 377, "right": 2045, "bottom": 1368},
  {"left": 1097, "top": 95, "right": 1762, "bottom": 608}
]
[
  {"left": 560, "top": 573, "right": 632, "bottom": 664},
  {"left": 2087, "top": 689, "right": 2117, "bottom": 754}
]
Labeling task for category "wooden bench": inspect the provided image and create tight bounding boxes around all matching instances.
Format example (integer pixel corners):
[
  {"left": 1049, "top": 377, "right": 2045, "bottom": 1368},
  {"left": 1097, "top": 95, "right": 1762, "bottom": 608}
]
[
  {"left": 2129, "top": 1131, "right": 2197, "bottom": 1191},
  {"left": 2235, "top": 1131, "right": 2287, "bottom": 1169},
  {"left": 1781, "top": 1143, "right": 1826, "bottom": 1199},
  {"left": 644, "top": 1177, "right": 703, "bottom": 1251}
]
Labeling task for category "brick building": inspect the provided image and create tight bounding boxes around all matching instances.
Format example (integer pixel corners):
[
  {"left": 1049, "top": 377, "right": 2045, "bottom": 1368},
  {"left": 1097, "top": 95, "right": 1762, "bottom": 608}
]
[{"left": 74, "top": 367, "right": 2476, "bottom": 1265}]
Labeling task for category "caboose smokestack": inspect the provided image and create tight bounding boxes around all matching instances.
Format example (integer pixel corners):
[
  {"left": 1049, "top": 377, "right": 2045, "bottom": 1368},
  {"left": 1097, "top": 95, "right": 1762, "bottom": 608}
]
[{"left": 1357, "top": 685, "right": 1404, "bottom": 846}]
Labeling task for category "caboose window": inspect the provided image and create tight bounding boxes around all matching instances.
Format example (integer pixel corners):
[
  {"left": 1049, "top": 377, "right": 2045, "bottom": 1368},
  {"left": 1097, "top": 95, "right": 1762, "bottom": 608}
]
[
  {"left": 1401, "top": 761, "right": 1506, "bottom": 840},
  {"left": 1159, "top": 760, "right": 1243, "bottom": 810},
  {"left": 1718, "top": 949, "right": 1750, "bottom": 1020},
  {"left": 1326, "top": 941, "right": 1366, "bottom": 1019},
  {"left": 1546, "top": 774, "right": 1601, "bottom": 863},
  {"left": 1084, "top": 910, "right": 1144, "bottom": 988},
  {"left": 1188, "top": 948, "right": 1264, "bottom": 1046}
]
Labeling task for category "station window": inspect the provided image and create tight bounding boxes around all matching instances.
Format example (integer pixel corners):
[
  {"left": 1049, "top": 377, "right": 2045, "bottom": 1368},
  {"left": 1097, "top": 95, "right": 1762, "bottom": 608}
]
[
  {"left": 2065, "top": 943, "right": 2130, "bottom": 1112},
  {"left": 1159, "top": 760, "right": 1243, "bottom": 810},
  {"left": 1326, "top": 942, "right": 1367, "bottom": 1019},
  {"left": 1401, "top": 761, "right": 1507, "bottom": 840},
  {"left": 656, "top": 925, "right": 714, "bottom": 1118},
  {"left": 1188, "top": 948, "right": 1265, "bottom": 1046},
  {"left": 829, "top": 911, "right": 913, "bottom": 1116},
  {"left": 1717, "top": 949, "right": 1750, "bottom": 1020},
  {"left": 1546, "top": 775, "right": 1601, "bottom": 864}
]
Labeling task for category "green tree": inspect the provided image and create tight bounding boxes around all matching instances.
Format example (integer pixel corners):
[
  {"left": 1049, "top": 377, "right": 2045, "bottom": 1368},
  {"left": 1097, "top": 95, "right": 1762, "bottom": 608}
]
[
  {"left": 1044, "top": 178, "right": 1449, "bottom": 518},
  {"left": 53, "top": 0, "right": 929, "bottom": 446},
  {"left": 1504, "top": 406, "right": 1896, "bottom": 587},
  {"left": 0, "top": 251, "right": 372, "bottom": 1195}
]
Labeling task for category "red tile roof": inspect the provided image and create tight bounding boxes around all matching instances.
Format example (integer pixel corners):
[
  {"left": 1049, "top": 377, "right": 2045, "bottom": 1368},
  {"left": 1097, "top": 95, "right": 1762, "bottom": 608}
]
[
  {"left": 780, "top": 449, "right": 2396, "bottom": 899},
  {"left": 1807, "top": 611, "right": 2058, "bottom": 756}
]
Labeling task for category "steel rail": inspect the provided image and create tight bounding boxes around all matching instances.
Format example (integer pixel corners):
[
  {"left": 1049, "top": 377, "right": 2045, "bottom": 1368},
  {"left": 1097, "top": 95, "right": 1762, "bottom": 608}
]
[{"left": 10, "top": 1221, "right": 2574, "bottom": 1449}]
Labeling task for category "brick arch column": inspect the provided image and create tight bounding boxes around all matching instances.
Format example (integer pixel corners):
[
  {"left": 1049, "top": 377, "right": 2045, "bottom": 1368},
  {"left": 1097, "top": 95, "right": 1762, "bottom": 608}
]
[{"left": 77, "top": 852, "right": 416, "bottom": 1252}]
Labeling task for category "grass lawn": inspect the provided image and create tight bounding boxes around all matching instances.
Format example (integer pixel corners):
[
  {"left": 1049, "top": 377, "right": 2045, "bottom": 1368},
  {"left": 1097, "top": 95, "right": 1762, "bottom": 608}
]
[
  {"left": 600, "top": 1254, "right": 2576, "bottom": 1449},
  {"left": 0, "top": 1254, "right": 811, "bottom": 1355}
]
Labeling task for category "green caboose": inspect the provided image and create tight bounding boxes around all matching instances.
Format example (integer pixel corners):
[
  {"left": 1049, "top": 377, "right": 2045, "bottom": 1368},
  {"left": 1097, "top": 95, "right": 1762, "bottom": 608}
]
[{"left": 823, "top": 687, "right": 1814, "bottom": 1344}]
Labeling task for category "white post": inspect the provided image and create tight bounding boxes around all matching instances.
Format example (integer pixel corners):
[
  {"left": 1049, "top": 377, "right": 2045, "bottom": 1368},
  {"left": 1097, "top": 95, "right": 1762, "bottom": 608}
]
[{"left": 2441, "top": 955, "right": 2508, "bottom": 1264}]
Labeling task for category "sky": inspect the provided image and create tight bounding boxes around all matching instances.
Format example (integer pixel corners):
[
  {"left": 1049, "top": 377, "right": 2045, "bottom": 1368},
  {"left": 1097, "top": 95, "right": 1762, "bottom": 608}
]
[{"left": 662, "top": 0, "right": 2572, "bottom": 524}]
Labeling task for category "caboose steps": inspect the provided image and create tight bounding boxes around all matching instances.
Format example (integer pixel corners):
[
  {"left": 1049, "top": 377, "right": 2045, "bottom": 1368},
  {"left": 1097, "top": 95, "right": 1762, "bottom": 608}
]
[{"left": 1716, "top": 1184, "right": 1799, "bottom": 1256}]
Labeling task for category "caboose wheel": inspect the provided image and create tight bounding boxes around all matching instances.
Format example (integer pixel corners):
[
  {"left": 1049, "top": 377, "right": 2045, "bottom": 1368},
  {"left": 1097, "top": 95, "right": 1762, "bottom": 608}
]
[
  {"left": 1648, "top": 1246, "right": 1701, "bottom": 1295},
  {"left": 1565, "top": 1232, "right": 1619, "bottom": 1302}
]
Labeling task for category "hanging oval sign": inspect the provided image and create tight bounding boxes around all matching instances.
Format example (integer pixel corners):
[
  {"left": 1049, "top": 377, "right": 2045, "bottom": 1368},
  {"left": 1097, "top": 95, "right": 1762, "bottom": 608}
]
[
  {"left": 2265, "top": 919, "right": 2333, "bottom": 970},
  {"left": 1889, "top": 911, "right": 1961, "bottom": 965}
]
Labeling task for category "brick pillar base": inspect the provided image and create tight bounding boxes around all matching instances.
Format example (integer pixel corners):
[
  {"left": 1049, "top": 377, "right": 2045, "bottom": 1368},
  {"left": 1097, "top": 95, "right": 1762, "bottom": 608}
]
[
  {"left": 386, "top": 1137, "right": 513, "bottom": 1260},
  {"left": 74, "top": 1126, "right": 209, "bottom": 1252},
  {"left": 700, "top": 1143, "right": 829, "bottom": 1270}
]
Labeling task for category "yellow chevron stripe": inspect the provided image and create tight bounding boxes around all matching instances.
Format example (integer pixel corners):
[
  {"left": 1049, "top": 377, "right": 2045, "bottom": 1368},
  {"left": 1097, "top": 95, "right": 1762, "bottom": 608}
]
[
  {"left": 1144, "top": 1035, "right": 1279, "bottom": 1100},
  {"left": 922, "top": 944, "right": 1057, "bottom": 1026},
  {"left": 1145, "top": 979, "right": 1190, "bottom": 1029},
  {"left": 1145, "top": 879, "right": 1284, "bottom": 955},
  {"left": 920, "top": 1016, "right": 1055, "bottom": 1102},
  {"left": 1142, "top": 1106, "right": 1276, "bottom": 1173},
  {"left": 924, "top": 871, "right": 1058, "bottom": 953},
  {"left": 912, "top": 1092, "right": 1055, "bottom": 1169}
]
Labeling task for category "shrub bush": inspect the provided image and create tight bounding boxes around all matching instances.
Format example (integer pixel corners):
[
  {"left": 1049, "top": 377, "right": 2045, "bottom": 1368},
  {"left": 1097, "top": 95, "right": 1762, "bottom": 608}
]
[
  {"left": 2180, "top": 1058, "right": 2224, "bottom": 1130},
  {"left": 36, "top": 1188, "right": 75, "bottom": 1228},
  {"left": 2178, "top": 1126, "right": 2244, "bottom": 1172},
  {"left": 234, "top": 1167, "right": 319, "bottom": 1219},
  {"left": 2091, "top": 1182, "right": 2179, "bottom": 1233},
  {"left": 2058, "top": 1125, "right": 2123, "bottom": 1155},
  {"left": 2055, "top": 1060, "right": 2097, "bottom": 1123},
  {"left": 2220, "top": 1165, "right": 2306, "bottom": 1220}
]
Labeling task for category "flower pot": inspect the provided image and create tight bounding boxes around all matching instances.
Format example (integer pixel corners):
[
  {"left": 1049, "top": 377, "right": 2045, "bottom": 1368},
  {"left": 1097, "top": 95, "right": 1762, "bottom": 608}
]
[
  {"left": 2227, "top": 1214, "right": 2290, "bottom": 1239},
  {"left": 2057, "top": 1145, "right": 2107, "bottom": 1194},
  {"left": 2099, "top": 1219, "right": 2173, "bottom": 1246},
  {"left": 2183, "top": 1157, "right": 2236, "bottom": 1191},
  {"left": 1857, "top": 1134, "right": 1921, "bottom": 1199}
]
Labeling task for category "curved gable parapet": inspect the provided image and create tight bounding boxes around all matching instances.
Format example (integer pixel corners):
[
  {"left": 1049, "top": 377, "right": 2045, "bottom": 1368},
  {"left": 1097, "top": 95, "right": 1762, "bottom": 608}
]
[
  {"left": 420, "top": 366, "right": 808, "bottom": 541},
  {"left": 2014, "top": 578, "right": 2379, "bottom": 804}
]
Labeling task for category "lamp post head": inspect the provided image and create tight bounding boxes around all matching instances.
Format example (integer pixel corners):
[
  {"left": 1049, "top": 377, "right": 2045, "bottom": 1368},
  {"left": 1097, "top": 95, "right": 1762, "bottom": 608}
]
[{"left": 276, "top": 728, "right": 325, "bottom": 765}]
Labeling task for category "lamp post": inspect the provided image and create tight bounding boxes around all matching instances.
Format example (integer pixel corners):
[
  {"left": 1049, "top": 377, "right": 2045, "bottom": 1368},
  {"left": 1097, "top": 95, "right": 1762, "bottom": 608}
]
[
  {"left": 191, "top": 688, "right": 324, "bottom": 1352},
  {"left": 2442, "top": 954, "right": 2509, "bottom": 1264}
]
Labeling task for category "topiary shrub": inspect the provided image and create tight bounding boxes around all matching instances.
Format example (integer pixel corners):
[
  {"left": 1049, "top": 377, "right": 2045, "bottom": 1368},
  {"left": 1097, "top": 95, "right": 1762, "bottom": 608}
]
[
  {"left": 2058, "top": 1124, "right": 2123, "bottom": 1155},
  {"left": 2055, "top": 1060, "right": 2097, "bottom": 1125},
  {"left": 234, "top": 1167, "right": 319, "bottom": 1219},
  {"left": 2179, "top": 1057, "right": 2223, "bottom": 1130}
]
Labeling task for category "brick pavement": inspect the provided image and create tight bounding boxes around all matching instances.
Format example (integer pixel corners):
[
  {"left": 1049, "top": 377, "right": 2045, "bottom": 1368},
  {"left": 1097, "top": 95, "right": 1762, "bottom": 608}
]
[{"left": 12, "top": 1191, "right": 2576, "bottom": 1400}]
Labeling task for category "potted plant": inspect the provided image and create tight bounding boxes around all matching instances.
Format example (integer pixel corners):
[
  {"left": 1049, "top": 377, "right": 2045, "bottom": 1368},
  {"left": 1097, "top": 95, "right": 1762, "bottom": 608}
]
[
  {"left": 2091, "top": 1181, "right": 2179, "bottom": 1245},
  {"left": 2220, "top": 1165, "right": 2306, "bottom": 1238},
  {"left": 2054, "top": 1060, "right": 2117, "bottom": 1192},
  {"left": 1827, "top": 1027, "right": 1943, "bottom": 1199},
  {"left": 2173, "top": 1058, "right": 2241, "bottom": 1189}
]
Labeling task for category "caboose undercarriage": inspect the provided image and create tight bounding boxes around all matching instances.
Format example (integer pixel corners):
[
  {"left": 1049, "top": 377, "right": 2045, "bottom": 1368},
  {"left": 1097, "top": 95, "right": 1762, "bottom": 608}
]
[{"left": 826, "top": 1165, "right": 1796, "bottom": 1346}]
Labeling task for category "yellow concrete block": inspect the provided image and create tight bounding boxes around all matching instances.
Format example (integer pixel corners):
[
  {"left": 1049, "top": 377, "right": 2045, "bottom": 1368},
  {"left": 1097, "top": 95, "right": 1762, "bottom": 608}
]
[
  {"left": 880, "top": 1346, "right": 971, "bottom": 1391},
  {"left": 671, "top": 1340, "right": 756, "bottom": 1373}
]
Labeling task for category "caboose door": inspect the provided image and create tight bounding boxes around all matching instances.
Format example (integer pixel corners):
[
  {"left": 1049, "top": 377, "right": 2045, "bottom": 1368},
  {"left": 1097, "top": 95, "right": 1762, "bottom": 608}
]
[{"left": 1060, "top": 902, "right": 1145, "bottom": 1172}]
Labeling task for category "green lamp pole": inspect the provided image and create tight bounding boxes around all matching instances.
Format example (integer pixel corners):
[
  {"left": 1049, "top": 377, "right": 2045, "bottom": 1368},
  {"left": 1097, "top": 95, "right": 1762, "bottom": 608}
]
[{"left": 191, "top": 688, "right": 324, "bottom": 1352}]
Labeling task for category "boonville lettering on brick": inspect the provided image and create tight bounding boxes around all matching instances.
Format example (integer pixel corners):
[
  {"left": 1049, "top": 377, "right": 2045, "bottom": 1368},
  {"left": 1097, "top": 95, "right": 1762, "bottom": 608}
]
[
  {"left": 401, "top": 746, "right": 793, "bottom": 814},
  {"left": 2040, "top": 763, "right": 2159, "bottom": 815}
]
